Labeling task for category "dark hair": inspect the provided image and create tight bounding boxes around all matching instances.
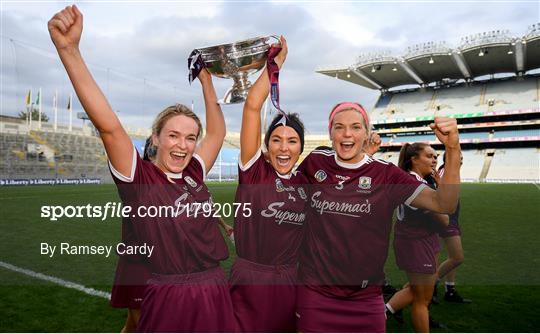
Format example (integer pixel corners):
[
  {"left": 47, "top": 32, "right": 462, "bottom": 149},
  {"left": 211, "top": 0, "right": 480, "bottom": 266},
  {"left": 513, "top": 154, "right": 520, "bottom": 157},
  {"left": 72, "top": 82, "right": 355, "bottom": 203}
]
[
  {"left": 441, "top": 151, "right": 463, "bottom": 165},
  {"left": 143, "top": 136, "right": 157, "bottom": 161},
  {"left": 398, "top": 142, "right": 429, "bottom": 171},
  {"left": 264, "top": 113, "right": 305, "bottom": 153}
]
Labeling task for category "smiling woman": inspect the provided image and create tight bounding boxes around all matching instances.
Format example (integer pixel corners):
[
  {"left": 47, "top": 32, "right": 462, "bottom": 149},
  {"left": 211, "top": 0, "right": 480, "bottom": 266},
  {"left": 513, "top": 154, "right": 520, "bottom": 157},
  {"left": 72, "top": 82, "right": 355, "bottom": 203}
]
[
  {"left": 229, "top": 36, "right": 310, "bottom": 332},
  {"left": 150, "top": 104, "right": 202, "bottom": 175},
  {"left": 48, "top": 4, "right": 233, "bottom": 332},
  {"left": 295, "top": 102, "right": 462, "bottom": 332}
]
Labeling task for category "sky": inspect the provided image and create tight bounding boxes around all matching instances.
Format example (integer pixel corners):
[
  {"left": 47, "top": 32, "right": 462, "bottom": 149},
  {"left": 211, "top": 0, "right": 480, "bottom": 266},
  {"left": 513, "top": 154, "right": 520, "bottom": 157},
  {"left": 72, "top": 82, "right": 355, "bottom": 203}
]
[{"left": 1, "top": 0, "right": 538, "bottom": 134}]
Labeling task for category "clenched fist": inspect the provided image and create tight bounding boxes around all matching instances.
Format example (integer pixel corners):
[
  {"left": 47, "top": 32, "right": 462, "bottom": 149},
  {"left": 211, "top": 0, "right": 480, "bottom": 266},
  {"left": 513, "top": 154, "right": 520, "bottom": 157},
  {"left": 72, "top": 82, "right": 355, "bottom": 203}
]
[
  {"left": 430, "top": 117, "right": 460, "bottom": 149},
  {"left": 48, "top": 5, "right": 83, "bottom": 52}
]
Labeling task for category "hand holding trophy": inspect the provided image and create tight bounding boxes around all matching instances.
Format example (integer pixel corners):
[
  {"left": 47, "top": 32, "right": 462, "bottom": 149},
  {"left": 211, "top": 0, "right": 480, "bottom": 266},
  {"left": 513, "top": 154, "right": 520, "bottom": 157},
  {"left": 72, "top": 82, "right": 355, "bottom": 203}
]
[{"left": 190, "top": 36, "right": 280, "bottom": 104}]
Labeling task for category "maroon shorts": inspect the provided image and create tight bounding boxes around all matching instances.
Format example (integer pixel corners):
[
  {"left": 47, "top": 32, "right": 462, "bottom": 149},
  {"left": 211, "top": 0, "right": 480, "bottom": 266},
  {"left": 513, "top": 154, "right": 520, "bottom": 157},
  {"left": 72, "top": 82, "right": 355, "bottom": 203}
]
[
  {"left": 439, "top": 222, "right": 462, "bottom": 238},
  {"left": 137, "top": 266, "right": 235, "bottom": 333},
  {"left": 229, "top": 257, "right": 297, "bottom": 332},
  {"left": 394, "top": 233, "right": 441, "bottom": 274},
  {"left": 110, "top": 257, "right": 150, "bottom": 309},
  {"left": 296, "top": 285, "right": 385, "bottom": 333}
]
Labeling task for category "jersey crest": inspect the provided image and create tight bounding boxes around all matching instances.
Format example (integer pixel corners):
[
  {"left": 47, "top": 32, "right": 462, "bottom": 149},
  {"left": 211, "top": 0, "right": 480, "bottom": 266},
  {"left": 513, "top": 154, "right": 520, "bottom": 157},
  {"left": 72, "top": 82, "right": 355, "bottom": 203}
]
[
  {"left": 314, "top": 169, "right": 327, "bottom": 182},
  {"left": 358, "top": 176, "right": 372, "bottom": 190}
]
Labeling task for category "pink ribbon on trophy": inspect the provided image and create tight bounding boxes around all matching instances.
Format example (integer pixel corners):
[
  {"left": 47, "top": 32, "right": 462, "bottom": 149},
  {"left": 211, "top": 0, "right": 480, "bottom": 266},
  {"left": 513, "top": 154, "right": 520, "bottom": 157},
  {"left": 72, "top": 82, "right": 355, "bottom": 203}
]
[{"left": 267, "top": 45, "right": 286, "bottom": 116}]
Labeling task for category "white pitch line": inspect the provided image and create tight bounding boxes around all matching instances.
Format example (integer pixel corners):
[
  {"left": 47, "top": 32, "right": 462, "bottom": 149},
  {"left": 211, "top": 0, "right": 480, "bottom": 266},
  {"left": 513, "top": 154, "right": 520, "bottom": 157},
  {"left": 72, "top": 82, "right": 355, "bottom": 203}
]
[{"left": 0, "top": 260, "right": 111, "bottom": 300}]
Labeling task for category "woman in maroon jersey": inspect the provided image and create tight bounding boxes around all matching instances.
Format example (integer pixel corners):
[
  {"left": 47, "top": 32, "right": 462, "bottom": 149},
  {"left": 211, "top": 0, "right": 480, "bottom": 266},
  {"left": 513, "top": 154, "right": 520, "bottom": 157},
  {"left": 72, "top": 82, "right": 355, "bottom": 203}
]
[
  {"left": 296, "top": 102, "right": 461, "bottom": 332},
  {"left": 229, "top": 36, "right": 309, "bottom": 332},
  {"left": 433, "top": 152, "right": 471, "bottom": 304},
  {"left": 48, "top": 6, "right": 234, "bottom": 332},
  {"left": 113, "top": 137, "right": 234, "bottom": 332},
  {"left": 385, "top": 143, "right": 449, "bottom": 332}
]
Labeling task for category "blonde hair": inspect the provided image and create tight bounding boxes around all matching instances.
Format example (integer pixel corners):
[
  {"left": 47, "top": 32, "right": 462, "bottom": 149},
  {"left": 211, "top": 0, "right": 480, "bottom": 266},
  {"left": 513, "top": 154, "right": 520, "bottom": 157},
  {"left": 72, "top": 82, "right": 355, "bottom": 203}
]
[{"left": 152, "top": 104, "right": 202, "bottom": 139}]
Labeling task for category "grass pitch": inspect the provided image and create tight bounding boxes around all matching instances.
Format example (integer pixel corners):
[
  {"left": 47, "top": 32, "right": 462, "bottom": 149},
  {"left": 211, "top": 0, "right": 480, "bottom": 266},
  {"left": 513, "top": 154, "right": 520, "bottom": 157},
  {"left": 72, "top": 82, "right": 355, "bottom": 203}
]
[{"left": 0, "top": 183, "right": 538, "bottom": 332}]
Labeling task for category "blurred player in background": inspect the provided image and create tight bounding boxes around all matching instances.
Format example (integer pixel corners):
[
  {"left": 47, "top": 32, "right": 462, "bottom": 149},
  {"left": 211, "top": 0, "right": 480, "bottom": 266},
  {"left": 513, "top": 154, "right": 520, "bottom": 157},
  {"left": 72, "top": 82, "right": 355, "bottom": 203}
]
[
  {"left": 385, "top": 143, "right": 449, "bottom": 332},
  {"left": 433, "top": 152, "right": 471, "bottom": 304}
]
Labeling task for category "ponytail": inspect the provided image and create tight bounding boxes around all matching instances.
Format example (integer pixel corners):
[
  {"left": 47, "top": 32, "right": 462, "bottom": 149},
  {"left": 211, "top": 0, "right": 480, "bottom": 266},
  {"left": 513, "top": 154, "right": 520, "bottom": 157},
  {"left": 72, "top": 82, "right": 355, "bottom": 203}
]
[{"left": 398, "top": 142, "right": 428, "bottom": 171}]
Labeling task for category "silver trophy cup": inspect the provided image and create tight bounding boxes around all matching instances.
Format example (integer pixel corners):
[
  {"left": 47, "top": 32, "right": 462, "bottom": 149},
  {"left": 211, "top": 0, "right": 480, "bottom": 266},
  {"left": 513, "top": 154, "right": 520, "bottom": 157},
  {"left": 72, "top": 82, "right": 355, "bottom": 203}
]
[{"left": 197, "top": 36, "right": 279, "bottom": 104}]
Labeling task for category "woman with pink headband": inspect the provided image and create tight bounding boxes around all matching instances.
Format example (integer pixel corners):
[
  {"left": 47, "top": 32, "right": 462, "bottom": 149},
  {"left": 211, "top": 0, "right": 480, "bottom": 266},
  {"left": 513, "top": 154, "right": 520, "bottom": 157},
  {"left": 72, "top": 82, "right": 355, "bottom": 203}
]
[{"left": 296, "top": 102, "right": 461, "bottom": 332}]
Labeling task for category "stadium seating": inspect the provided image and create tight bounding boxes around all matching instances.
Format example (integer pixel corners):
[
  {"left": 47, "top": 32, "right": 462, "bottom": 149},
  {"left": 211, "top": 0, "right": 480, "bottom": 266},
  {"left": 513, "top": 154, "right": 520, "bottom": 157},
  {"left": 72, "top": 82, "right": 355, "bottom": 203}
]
[
  {"left": 373, "top": 151, "right": 399, "bottom": 165},
  {"left": 0, "top": 129, "right": 112, "bottom": 181},
  {"left": 492, "top": 129, "right": 539, "bottom": 138},
  {"left": 486, "top": 148, "right": 539, "bottom": 182},
  {"left": 432, "top": 84, "right": 485, "bottom": 114},
  {"left": 460, "top": 149, "right": 486, "bottom": 181},
  {"left": 371, "top": 77, "right": 539, "bottom": 122},
  {"left": 373, "top": 89, "right": 434, "bottom": 118},
  {"left": 2, "top": 74, "right": 538, "bottom": 183},
  {"left": 484, "top": 78, "right": 539, "bottom": 112}
]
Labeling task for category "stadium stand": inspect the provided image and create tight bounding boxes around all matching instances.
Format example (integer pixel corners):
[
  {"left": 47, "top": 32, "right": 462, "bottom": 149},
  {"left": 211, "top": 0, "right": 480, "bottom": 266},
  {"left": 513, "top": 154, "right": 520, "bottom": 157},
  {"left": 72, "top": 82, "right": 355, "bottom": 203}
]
[
  {"left": 486, "top": 148, "right": 539, "bottom": 182},
  {"left": 433, "top": 84, "right": 484, "bottom": 114},
  {"left": 2, "top": 25, "right": 539, "bottom": 184},
  {"left": 0, "top": 117, "right": 242, "bottom": 183},
  {"left": 317, "top": 25, "right": 540, "bottom": 183},
  {"left": 484, "top": 77, "right": 539, "bottom": 112},
  {"left": 461, "top": 149, "right": 488, "bottom": 182},
  {"left": 207, "top": 147, "right": 240, "bottom": 181},
  {"left": 373, "top": 89, "right": 434, "bottom": 118}
]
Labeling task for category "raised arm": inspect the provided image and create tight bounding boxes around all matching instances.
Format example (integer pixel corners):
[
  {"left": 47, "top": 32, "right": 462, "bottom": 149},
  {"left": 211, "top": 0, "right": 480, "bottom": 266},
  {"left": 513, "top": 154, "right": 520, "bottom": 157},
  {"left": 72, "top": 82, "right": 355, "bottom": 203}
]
[
  {"left": 411, "top": 117, "right": 461, "bottom": 213},
  {"left": 48, "top": 5, "right": 133, "bottom": 177},
  {"left": 194, "top": 69, "right": 226, "bottom": 174},
  {"left": 240, "top": 36, "right": 287, "bottom": 165}
]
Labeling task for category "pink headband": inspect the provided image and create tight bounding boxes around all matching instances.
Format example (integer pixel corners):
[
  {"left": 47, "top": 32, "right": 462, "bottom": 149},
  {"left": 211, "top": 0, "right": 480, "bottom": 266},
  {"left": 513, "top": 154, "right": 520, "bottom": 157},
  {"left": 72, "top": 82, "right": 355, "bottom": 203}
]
[{"left": 328, "top": 102, "right": 370, "bottom": 133}]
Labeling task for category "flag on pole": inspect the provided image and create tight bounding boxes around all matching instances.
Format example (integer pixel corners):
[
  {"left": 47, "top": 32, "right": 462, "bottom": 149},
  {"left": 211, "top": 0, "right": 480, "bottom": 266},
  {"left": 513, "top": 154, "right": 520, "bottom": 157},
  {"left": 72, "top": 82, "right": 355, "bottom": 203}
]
[
  {"left": 68, "top": 93, "right": 73, "bottom": 132},
  {"left": 37, "top": 88, "right": 42, "bottom": 129},
  {"left": 25, "top": 89, "right": 32, "bottom": 106}
]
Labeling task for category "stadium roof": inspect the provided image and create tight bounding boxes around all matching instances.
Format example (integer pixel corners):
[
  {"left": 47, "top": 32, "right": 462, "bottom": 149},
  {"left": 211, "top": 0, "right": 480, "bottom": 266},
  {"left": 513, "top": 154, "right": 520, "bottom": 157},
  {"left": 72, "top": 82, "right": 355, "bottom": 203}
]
[{"left": 317, "top": 24, "right": 540, "bottom": 90}]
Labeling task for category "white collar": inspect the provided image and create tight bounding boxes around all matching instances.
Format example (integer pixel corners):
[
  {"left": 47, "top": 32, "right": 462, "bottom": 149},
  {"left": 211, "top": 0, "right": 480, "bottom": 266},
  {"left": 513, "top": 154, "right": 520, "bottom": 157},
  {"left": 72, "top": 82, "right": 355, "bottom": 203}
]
[
  {"left": 334, "top": 152, "right": 370, "bottom": 169},
  {"left": 152, "top": 161, "right": 183, "bottom": 179},
  {"left": 165, "top": 172, "right": 183, "bottom": 179},
  {"left": 409, "top": 171, "right": 423, "bottom": 178}
]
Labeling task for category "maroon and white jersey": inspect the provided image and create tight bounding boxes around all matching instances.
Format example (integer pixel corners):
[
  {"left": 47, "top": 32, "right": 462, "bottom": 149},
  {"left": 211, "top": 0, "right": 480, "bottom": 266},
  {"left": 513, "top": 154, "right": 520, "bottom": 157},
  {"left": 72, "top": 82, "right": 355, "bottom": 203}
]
[
  {"left": 234, "top": 149, "right": 308, "bottom": 265},
  {"left": 109, "top": 147, "right": 228, "bottom": 276},
  {"left": 395, "top": 171, "right": 440, "bottom": 239},
  {"left": 297, "top": 148, "right": 426, "bottom": 296}
]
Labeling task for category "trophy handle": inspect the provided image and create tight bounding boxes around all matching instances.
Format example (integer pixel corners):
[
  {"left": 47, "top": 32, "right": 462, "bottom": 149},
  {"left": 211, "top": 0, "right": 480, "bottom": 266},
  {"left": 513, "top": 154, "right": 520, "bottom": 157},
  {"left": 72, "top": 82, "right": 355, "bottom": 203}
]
[{"left": 267, "top": 35, "right": 281, "bottom": 46}]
